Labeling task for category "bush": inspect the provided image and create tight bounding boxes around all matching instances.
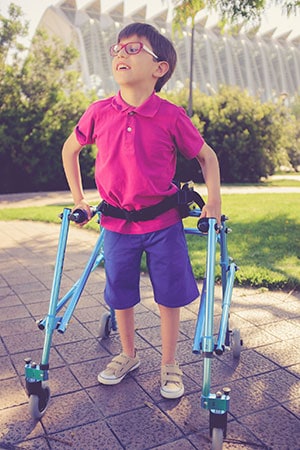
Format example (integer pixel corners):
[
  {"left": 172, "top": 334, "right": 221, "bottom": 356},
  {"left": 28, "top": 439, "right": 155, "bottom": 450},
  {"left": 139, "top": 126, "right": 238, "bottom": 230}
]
[
  {"left": 0, "top": 7, "right": 96, "bottom": 193},
  {"left": 164, "top": 86, "right": 297, "bottom": 183}
]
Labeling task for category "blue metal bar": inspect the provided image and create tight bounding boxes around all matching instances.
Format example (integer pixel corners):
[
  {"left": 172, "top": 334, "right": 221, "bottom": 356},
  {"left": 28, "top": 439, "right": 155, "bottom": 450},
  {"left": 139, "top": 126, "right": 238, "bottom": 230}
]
[
  {"left": 216, "top": 263, "right": 236, "bottom": 353},
  {"left": 201, "top": 218, "right": 217, "bottom": 399},
  {"left": 192, "top": 278, "right": 206, "bottom": 354},
  {"left": 41, "top": 208, "right": 71, "bottom": 365},
  {"left": 201, "top": 218, "right": 217, "bottom": 354},
  {"left": 202, "top": 357, "right": 212, "bottom": 401},
  {"left": 219, "top": 223, "right": 230, "bottom": 295},
  {"left": 38, "top": 235, "right": 105, "bottom": 329},
  {"left": 57, "top": 229, "right": 105, "bottom": 333},
  {"left": 188, "top": 208, "right": 201, "bottom": 217}
]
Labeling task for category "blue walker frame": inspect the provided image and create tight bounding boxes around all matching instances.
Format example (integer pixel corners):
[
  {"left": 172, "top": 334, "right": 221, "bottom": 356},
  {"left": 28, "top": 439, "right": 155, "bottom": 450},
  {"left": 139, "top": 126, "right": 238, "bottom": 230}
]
[{"left": 24, "top": 194, "right": 240, "bottom": 448}]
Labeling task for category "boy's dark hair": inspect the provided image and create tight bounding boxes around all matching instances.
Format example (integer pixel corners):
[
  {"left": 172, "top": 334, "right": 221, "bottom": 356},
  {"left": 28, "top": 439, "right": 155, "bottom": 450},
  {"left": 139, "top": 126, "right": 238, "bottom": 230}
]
[{"left": 117, "top": 23, "right": 177, "bottom": 92}]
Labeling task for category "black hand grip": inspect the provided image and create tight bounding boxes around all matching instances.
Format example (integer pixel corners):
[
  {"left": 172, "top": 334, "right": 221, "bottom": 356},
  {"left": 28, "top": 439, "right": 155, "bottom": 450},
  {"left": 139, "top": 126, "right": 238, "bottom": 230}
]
[
  {"left": 70, "top": 209, "right": 88, "bottom": 223},
  {"left": 69, "top": 207, "right": 97, "bottom": 223},
  {"left": 197, "top": 217, "right": 209, "bottom": 233}
]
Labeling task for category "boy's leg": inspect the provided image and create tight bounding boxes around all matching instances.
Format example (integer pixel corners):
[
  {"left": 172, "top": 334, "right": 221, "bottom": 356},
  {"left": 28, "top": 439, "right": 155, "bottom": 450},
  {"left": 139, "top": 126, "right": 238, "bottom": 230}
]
[
  {"left": 115, "top": 307, "right": 135, "bottom": 358},
  {"left": 98, "top": 231, "right": 141, "bottom": 385},
  {"left": 159, "top": 304, "right": 184, "bottom": 399},
  {"left": 98, "top": 306, "right": 139, "bottom": 385},
  {"left": 158, "top": 304, "right": 180, "bottom": 365}
]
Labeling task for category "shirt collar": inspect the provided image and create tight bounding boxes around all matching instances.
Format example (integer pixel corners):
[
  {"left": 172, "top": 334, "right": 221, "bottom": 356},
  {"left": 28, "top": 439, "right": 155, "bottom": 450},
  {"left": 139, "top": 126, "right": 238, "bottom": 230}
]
[{"left": 112, "top": 91, "right": 161, "bottom": 117}]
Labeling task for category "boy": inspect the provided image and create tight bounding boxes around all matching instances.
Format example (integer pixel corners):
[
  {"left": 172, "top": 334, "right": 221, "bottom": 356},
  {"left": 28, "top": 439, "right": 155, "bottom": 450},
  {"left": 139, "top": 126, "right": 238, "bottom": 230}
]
[{"left": 62, "top": 23, "right": 221, "bottom": 399}]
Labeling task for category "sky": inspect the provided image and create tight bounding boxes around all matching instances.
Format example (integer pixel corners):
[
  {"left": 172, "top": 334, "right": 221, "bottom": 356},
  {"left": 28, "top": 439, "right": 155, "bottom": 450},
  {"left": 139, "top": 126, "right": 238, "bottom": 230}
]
[{"left": 1, "top": 0, "right": 300, "bottom": 41}]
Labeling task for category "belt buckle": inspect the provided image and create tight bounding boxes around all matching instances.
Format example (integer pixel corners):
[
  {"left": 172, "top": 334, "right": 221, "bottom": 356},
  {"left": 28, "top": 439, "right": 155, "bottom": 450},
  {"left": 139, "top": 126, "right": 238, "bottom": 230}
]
[
  {"left": 124, "top": 209, "right": 136, "bottom": 222},
  {"left": 124, "top": 209, "right": 144, "bottom": 222}
]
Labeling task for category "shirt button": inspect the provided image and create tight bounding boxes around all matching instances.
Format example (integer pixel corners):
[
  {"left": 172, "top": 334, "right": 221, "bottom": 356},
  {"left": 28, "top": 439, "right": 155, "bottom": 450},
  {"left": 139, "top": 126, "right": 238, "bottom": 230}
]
[{"left": 127, "top": 127, "right": 132, "bottom": 132}]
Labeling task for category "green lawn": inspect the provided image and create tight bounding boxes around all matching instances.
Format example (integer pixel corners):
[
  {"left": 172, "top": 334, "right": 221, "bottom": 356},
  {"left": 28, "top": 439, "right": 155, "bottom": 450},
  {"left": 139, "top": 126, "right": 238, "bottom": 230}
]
[
  {"left": 0, "top": 192, "right": 299, "bottom": 290},
  {"left": 184, "top": 193, "right": 300, "bottom": 290},
  {"left": 263, "top": 178, "right": 300, "bottom": 187}
]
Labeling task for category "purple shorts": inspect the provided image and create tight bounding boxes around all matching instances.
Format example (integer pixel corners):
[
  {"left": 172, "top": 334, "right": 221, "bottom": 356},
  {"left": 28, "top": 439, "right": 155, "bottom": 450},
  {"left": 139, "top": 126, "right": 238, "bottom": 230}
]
[{"left": 103, "top": 222, "right": 199, "bottom": 309}]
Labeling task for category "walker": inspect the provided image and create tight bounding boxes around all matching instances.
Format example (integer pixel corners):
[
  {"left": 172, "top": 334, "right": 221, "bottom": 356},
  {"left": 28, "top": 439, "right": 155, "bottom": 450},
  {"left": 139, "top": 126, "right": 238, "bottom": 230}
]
[{"left": 24, "top": 186, "right": 240, "bottom": 450}]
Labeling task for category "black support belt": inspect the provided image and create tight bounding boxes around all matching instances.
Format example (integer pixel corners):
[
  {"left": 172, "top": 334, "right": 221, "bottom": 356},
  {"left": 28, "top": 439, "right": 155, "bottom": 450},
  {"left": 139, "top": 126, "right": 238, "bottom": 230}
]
[{"left": 97, "top": 185, "right": 205, "bottom": 222}]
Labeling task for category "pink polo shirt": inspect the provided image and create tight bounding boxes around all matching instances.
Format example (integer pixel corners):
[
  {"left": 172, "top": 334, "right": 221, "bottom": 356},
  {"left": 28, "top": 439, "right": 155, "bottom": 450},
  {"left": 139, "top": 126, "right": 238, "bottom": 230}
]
[{"left": 75, "top": 91, "right": 204, "bottom": 234}]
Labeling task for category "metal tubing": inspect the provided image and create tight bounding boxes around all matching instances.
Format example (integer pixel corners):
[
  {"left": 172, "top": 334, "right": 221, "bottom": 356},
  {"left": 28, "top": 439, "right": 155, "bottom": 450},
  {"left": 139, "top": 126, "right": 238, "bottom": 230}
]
[
  {"left": 201, "top": 219, "right": 217, "bottom": 399},
  {"left": 202, "top": 356, "right": 212, "bottom": 401},
  {"left": 219, "top": 223, "right": 229, "bottom": 295},
  {"left": 57, "top": 229, "right": 105, "bottom": 333},
  {"left": 39, "top": 236, "right": 105, "bottom": 328},
  {"left": 216, "top": 263, "right": 236, "bottom": 353},
  {"left": 193, "top": 278, "right": 206, "bottom": 353},
  {"left": 41, "top": 208, "right": 71, "bottom": 365},
  {"left": 202, "top": 219, "right": 217, "bottom": 353},
  {"left": 184, "top": 228, "right": 201, "bottom": 235}
]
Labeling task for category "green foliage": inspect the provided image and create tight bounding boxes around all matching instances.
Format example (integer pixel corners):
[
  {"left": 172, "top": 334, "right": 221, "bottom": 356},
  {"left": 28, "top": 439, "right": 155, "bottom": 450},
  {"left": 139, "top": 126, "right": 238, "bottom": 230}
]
[
  {"left": 172, "top": 0, "right": 206, "bottom": 31},
  {"left": 163, "top": 86, "right": 299, "bottom": 182},
  {"left": 0, "top": 5, "right": 96, "bottom": 193},
  {"left": 171, "top": 0, "right": 300, "bottom": 29}
]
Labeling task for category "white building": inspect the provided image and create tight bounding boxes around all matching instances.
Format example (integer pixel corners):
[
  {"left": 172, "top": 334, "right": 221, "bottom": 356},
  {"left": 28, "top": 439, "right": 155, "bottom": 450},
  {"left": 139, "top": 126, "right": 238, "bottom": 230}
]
[{"left": 37, "top": 0, "right": 300, "bottom": 101}]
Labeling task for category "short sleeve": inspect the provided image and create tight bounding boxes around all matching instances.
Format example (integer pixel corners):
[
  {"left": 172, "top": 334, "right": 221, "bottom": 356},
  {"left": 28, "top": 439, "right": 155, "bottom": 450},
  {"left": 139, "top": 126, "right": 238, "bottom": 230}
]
[
  {"left": 173, "top": 107, "right": 205, "bottom": 159},
  {"left": 75, "top": 103, "right": 96, "bottom": 146}
]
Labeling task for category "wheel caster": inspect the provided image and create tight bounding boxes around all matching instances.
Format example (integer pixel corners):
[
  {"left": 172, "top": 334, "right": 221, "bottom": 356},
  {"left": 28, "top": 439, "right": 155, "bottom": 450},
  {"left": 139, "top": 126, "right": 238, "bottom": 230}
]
[
  {"left": 28, "top": 383, "right": 50, "bottom": 419},
  {"left": 211, "top": 427, "right": 223, "bottom": 450},
  {"left": 231, "top": 328, "right": 242, "bottom": 359},
  {"left": 99, "top": 311, "right": 112, "bottom": 338}
]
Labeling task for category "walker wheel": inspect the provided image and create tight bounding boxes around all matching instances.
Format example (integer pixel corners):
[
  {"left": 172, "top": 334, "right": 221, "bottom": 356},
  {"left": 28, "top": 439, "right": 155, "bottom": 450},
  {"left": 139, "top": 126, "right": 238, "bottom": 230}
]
[
  {"left": 231, "top": 328, "right": 242, "bottom": 359},
  {"left": 211, "top": 427, "right": 223, "bottom": 450},
  {"left": 99, "top": 311, "right": 112, "bottom": 338},
  {"left": 28, "top": 383, "right": 50, "bottom": 419}
]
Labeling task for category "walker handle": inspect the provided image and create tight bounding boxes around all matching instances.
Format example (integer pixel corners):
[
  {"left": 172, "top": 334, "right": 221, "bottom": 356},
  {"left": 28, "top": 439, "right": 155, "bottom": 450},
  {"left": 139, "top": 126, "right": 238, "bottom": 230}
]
[{"left": 69, "top": 206, "right": 97, "bottom": 223}]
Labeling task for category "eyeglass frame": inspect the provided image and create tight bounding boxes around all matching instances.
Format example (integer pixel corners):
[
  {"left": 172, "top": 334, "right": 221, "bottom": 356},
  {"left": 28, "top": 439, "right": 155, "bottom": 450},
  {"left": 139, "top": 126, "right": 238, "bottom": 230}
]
[{"left": 109, "top": 41, "right": 159, "bottom": 60}]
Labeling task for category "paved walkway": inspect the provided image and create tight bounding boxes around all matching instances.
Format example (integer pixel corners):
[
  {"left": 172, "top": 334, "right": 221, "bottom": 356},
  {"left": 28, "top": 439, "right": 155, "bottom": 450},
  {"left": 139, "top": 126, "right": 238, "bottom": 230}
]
[
  {"left": 0, "top": 192, "right": 300, "bottom": 449},
  {"left": 0, "top": 181, "right": 300, "bottom": 209}
]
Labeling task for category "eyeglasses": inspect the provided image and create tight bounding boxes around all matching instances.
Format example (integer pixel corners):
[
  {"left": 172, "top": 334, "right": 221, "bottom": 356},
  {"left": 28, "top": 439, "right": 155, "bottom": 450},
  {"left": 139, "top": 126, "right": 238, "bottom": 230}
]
[{"left": 110, "top": 41, "right": 158, "bottom": 60}]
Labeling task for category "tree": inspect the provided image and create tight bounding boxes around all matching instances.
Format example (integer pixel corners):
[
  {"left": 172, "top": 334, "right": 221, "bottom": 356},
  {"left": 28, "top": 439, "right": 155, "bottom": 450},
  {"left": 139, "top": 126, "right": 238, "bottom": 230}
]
[
  {"left": 170, "top": 0, "right": 300, "bottom": 116},
  {"left": 0, "top": 3, "right": 96, "bottom": 193},
  {"left": 172, "top": 0, "right": 300, "bottom": 26},
  {"left": 288, "top": 94, "right": 300, "bottom": 171},
  {"left": 171, "top": 1, "right": 206, "bottom": 117}
]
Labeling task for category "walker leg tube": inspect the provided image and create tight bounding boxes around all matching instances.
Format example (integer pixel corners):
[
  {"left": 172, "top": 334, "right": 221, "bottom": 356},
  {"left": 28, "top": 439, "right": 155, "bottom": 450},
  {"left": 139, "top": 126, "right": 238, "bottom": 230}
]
[
  {"left": 193, "top": 278, "right": 206, "bottom": 354},
  {"left": 201, "top": 219, "right": 217, "bottom": 404},
  {"left": 57, "top": 229, "right": 105, "bottom": 333},
  {"left": 38, "top": 235, "right": 105, "bottom": 329},
  {"left": 202, "top": 356, "right": 212, "bottom": 402},
  {"left": 216, "top": 263, "right": 236, "bottom": 354},
  {"left": 219, "top": 226, "right": 229, "bottom": 295},
  {"left": 201, "top": 219, "right": 217, "bottom": 355},
  {"left": 41, "top": 209, "right": 71, "bottom": 364}
]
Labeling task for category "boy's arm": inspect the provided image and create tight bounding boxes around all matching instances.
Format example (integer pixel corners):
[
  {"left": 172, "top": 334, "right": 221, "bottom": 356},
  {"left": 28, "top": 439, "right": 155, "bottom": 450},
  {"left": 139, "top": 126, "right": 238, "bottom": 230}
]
[
  {"left": 195, "top": 142, "right": 221, "bottom": 224},
  {"left": 62, "top": 131, "right": 92, "bottom": 220}
]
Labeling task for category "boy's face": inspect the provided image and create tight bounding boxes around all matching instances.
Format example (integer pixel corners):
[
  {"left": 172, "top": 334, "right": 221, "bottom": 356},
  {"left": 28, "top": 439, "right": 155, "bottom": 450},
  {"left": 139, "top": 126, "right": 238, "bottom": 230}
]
[{"left": 111, "top": 34, "right": 161, "bottom": 91}]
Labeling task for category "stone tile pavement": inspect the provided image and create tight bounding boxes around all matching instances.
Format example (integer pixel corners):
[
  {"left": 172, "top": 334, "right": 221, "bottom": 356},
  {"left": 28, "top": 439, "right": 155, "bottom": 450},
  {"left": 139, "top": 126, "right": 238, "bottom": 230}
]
[{"left": 0, "top": 206, "right": 300, "bottom": 449}]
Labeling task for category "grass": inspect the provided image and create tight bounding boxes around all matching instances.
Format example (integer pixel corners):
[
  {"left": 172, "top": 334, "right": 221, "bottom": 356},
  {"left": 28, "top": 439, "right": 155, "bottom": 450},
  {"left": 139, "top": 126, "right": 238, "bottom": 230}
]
[
  {"left": 0, "top": 193, "right": 299, "bottom": 291},
  {"left": 261, "top": 179, "right": 300, "bottom": 187},
  {"left": 221, "top": 178, "right": 300, "bottom": 188},
  {"left": 184, "top": 193, "right": 300, "bottom": 290}
]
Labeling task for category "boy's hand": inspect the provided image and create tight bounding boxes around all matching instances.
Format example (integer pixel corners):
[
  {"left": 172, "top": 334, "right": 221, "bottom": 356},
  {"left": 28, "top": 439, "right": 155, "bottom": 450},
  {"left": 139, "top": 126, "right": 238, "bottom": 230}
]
[
  {"left": 72, "top": 198, "right": 92, "bottom": 226},
  {"left": 200, "top": 201, "right": 221, "bottom": 227}
]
